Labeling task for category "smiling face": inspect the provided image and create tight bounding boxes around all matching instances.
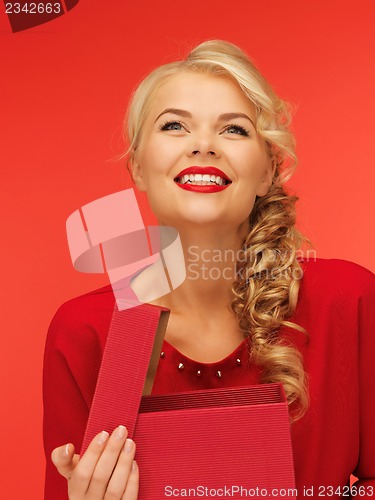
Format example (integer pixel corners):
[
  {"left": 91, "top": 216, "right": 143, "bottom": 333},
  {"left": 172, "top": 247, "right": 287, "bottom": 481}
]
[{"left": 132, "top": 71, "right": 274, "bottom": 232}]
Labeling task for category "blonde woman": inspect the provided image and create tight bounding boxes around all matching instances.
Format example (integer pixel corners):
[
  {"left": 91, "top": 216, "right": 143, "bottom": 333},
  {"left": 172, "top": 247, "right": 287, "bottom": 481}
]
[{"left": 44, "top": 40, "right": 375, "bottom": 499}]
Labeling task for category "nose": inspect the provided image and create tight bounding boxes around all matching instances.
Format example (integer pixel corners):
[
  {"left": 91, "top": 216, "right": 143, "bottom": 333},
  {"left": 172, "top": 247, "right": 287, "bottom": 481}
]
[
  {"left": 187, "top": 131, "right": 221, "bottom": 159},
  {"left": 192, "top": 150, "right": 216, "bottom": 156}
]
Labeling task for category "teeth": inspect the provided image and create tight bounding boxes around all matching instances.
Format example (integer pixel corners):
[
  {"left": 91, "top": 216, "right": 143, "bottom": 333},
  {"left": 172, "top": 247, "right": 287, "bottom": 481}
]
[{"left": 177, "top": 173, "right": 229, "bottom": 186}]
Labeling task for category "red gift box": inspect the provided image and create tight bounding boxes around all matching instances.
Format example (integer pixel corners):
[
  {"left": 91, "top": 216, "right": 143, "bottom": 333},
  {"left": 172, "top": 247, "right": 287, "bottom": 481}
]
[
  {"left": 137, "top": 384, "right": 295, "bottom": 499},
  {"left": 82, "top": 304, "right": 296, "bottom": 499}
]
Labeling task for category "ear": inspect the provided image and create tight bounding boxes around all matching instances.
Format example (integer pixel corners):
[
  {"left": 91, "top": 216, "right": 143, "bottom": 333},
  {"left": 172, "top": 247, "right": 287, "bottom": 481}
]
[
  {"left": 256, "top": 156, "right": 277, "bottom": 197},
  {"left": 130, "top": 158, "right": 147, "bottom": 192}
]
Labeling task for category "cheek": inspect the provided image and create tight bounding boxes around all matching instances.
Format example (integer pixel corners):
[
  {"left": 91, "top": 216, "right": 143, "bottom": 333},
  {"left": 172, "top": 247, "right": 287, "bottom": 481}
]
[
  {"left": 141, "top": 135, "right": 183, "bottom": 172},
  {"left": 234, "top": 145, "right": 268, "bottom": 182}
]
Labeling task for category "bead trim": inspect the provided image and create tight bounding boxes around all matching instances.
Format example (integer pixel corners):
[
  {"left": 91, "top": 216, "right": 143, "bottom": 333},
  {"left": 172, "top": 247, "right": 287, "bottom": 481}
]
[
  {"left": 172, "top": 357, "right": 243, "bottom": 378},
  {"left": 161, "top": 341, "right": 247, "bottom": 379}
]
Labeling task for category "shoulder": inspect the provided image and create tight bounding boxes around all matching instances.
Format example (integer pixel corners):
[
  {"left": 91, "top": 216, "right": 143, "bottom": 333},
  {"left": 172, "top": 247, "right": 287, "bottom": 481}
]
[
  {"left": 52, "top": 283, "right": 115, "bottom": 324},
  {"left": 293, "top": 258, "right": 375, "bottom": 347},
  {"left": 46, "top": 284, "right": 116, "bottom": 356},
  {"left": 300, "top": 257, "right": 375, "bottom": 298},
  {"left": 295, "top": 258, "right": 375, "bottom": 320}
]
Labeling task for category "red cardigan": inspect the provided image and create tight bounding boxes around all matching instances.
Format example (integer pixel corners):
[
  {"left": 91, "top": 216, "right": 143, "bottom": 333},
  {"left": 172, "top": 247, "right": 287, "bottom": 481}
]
[{"left": 43, "top": 259, "right": 375, "bottom": 499}]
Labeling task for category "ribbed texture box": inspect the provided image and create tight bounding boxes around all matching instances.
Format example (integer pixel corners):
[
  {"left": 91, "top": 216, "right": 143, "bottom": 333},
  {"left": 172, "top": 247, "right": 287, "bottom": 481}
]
[
  {"left": 81, "top": 303, "right": 168, "bottom": 453},
  {"left": 136, "top": 384, "right": 295, "bottom": 499},
  {"left": 81, "top": 304, "right": 296, "bottom": 498}
]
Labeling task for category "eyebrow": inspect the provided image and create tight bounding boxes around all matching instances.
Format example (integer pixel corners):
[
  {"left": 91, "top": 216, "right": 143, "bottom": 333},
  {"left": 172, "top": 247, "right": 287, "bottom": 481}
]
[{"left": 154, "top": 108, "right": 255, "bottom": 128}]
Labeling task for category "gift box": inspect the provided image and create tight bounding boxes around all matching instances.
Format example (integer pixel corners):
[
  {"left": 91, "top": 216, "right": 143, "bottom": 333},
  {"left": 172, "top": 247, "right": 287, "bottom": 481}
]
[
  {"left": 82, "top": 304, "right": 296, "bottom": 499},
  {"left": 136, "top": 383, "right": 295, "bottom": 499}
]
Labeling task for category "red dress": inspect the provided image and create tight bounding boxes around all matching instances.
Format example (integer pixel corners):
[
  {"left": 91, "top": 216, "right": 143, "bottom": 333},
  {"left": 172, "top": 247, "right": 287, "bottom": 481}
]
[{"left": 43, "top": 259, "right": 375, "bottom": 499}]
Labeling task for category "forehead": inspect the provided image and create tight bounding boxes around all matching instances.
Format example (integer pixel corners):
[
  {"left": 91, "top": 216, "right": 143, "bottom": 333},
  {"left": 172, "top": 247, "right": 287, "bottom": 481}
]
[{"left": 148, "top": 71, "right": 256, "bottom": 120}]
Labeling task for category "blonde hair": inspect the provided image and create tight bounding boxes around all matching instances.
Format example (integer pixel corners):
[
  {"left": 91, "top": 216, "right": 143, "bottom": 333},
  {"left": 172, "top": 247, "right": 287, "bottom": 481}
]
[{"left": 125, "top": 40, "right": 309, "bottom": 420}]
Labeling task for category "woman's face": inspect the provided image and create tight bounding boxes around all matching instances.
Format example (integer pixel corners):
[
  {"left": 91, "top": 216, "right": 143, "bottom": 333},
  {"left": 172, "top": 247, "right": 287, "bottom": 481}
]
[{"left": 132, "top": 71, "right": 274, "bottom": 232}]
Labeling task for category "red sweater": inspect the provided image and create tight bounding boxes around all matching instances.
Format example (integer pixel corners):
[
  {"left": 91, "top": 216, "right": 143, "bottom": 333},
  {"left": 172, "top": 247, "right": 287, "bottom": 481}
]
[{"left": 43, "top": 259, "right": 375, "bottom": 499}]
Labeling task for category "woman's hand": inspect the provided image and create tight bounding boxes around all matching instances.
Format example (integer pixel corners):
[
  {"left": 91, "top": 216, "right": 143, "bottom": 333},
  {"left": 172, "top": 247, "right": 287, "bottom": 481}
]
[{"left": 51, "top": 425, "right": 139, "bottom": 499}]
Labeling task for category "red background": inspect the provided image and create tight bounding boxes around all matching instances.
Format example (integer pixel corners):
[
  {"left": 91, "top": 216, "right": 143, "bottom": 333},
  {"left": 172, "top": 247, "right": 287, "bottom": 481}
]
[{"left": 0, "top": 1, "right": 374, "bottom": 497}]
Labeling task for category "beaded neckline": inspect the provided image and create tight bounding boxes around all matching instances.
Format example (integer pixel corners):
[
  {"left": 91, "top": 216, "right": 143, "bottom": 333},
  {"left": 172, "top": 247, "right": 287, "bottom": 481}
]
[
  {"left": 162, "top": 338, "right": 247, "bottom": 365},
  {"left": 159, "top": 338, "right": 249, "bottom": 380}
]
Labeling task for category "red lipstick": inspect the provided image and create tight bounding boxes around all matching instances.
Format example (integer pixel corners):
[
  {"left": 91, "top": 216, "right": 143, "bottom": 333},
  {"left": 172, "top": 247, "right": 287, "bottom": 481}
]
[
  {"left": 175, "top": 166, "right": 231, "bottom": 182},
  {"left": 176, "top": 183, "right": 229, "bottom": 193},
  {"left": 174, "top": 166, "right": 232, "bottom": 194}
]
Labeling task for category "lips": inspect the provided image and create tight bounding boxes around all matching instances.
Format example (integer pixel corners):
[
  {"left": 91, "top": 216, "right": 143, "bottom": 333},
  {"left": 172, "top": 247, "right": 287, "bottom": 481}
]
[
  {"left": 174, "top": 166, "right": 231, "bottom": 183},
  {"left": 174, "top": 166, "right": 232, "bottom": 194}
]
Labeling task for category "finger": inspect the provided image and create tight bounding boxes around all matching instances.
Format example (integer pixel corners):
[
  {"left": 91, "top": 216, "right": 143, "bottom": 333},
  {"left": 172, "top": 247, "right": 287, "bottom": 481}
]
[
  {"left": 68, "top": 430, "right": 110, "bottom": 497},
  {"left": 51, "top": 443, "right": 80, "bottom": 480},
  {"left": 86, "top": 425, "right": 128, "bottom": 497},
  {"left": 122, "top": 461, "right": 139, "bottom": 500},
  {"left": 105, "top": 438, "right": 136, "bottom": 498}
]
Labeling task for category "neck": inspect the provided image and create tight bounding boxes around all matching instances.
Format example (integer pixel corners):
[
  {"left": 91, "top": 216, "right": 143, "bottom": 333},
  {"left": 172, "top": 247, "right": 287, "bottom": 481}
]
[{"left": 158, "top": 220, "right": 249, "bottom": 316}]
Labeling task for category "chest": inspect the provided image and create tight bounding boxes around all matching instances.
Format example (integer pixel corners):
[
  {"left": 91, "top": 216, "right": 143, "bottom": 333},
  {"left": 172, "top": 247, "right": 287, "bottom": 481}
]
[{"left": 163, "top": 310, "right": 246, "bottom": 363}]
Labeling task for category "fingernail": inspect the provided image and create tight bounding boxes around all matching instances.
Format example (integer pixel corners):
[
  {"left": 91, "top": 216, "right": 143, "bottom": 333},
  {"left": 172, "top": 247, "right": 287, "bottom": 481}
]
[
  {"left": 63, "top": 443, "right": 70, "bottom": 457},
  {"left": 124, "top": 438, "right": 134, "bottom": 453},
  {"left": 97, "top": 430, "right": 109, "bottom": 445},
  {"left": 115, "top": 425, "right": 127, "bottom": 440}
]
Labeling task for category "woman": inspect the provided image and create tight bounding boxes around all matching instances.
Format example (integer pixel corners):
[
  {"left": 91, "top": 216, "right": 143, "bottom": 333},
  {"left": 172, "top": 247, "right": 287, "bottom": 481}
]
[{"left": 44, "top": 40, "right": 375, "bottom": 499}]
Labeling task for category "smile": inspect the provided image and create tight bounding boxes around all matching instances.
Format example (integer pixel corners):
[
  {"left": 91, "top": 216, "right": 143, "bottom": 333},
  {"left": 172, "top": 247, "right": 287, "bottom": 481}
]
[
  {"left": 175, "top": 174, "right": 230, "bottom": 186},
  {"left": 174, "top": 166, "right": 232, "bottom": 193}
]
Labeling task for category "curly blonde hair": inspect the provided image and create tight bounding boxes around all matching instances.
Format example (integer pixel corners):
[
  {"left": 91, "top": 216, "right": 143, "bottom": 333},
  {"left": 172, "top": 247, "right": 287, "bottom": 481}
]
[{"left": 125, "top": 40, "right": 309, "bottom": 420}]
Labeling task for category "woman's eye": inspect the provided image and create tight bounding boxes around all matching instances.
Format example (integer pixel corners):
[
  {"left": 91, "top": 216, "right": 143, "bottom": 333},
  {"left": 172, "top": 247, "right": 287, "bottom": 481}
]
[
  {"left": 224, "top": 124, "right": 250, "bottom": 137},
  {"left": 159, "top": 121, "right": 184, "bottom": 131}
]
